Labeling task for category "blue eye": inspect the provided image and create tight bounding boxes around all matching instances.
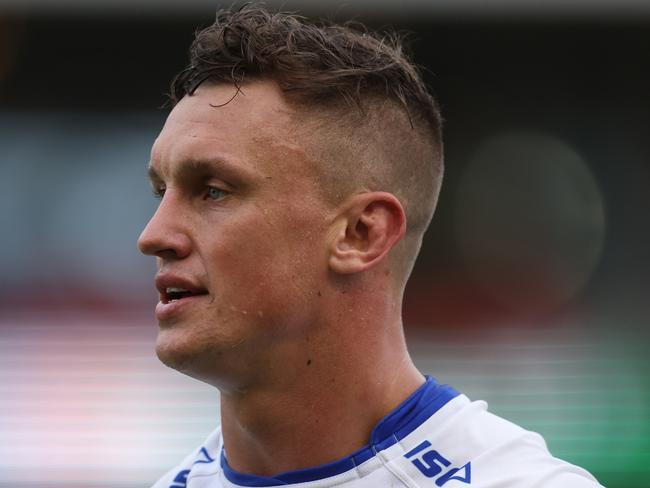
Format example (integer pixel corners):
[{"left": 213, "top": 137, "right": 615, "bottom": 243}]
[{"left": 206, "top": 186, "right": 226, "bottom": 200}]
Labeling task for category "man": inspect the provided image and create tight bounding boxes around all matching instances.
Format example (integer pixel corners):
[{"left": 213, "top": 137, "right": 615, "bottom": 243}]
[{"left": 138, "top": 5, "right": 604, "bottom": 488}]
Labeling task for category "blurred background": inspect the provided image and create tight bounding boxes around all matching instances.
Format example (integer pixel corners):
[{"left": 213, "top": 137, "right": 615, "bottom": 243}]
[{"left": 1, "top": 1, "right": 649, "bottom": 487}]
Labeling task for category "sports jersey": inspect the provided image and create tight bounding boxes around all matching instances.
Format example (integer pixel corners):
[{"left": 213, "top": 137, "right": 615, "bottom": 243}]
[{"left": 151, "top": 377, "right": 604, "bottom": 488}]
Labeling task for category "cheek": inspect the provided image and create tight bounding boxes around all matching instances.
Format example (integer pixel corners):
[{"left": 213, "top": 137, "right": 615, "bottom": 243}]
[
  {"left": 204, "top": 212, "right": 326, "bottom": 318},
  {"left": 215, "top": 244, "right": 314, "bottom": 312}
]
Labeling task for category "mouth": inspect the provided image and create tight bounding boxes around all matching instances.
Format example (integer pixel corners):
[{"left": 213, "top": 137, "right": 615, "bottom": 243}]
[
  {"left": 154, "top": 275, "right": 210, "bottom": 322},
  {"left": 161, "top": 287, "right": 209, "bottom": 304}
]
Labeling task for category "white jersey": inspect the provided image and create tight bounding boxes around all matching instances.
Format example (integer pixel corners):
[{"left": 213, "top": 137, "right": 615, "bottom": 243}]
[{"left": 151, "top": 378, "right": 604, "bottom": 488}]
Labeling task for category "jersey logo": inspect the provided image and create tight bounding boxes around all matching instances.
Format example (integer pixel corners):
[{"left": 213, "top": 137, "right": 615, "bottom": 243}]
[
  {"left": 404, "top": 441, "right": 471, "bottom": 486},
  {"left": 168, "top": 447, "right": 215, "bottom": 488},
  {"left": 192, "top": 447, "right": 216, "bottom": 465},
  {"left": 169, "top": 469, "right": 190, "bottom": 488}
]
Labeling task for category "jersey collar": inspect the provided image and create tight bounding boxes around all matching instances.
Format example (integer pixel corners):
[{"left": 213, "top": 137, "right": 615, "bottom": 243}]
[{"left": 221, "top": 376, "right": 459, "bottom": 486}]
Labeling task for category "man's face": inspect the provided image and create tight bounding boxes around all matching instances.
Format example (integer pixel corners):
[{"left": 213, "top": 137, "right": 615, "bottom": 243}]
[{"left": 138, "top": 81, "right": 332, "bottom": 387}]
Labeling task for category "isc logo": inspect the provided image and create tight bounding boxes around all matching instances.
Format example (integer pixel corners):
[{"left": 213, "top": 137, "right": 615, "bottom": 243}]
[
  {"left": 168, "top": 447, "right": 215, "bottom": 488},
  {"left": 404, "top": 441, "right": 471, "bottom": 486}
]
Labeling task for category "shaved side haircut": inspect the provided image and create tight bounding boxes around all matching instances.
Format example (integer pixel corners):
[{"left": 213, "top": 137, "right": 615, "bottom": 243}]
[{"left": 170, "top": 5, "right": 444, "bottom": 286}]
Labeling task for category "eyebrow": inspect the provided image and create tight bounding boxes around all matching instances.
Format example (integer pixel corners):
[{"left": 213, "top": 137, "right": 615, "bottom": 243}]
[{"left": 147, "top": 157, "right": 250, "bottom": 186}]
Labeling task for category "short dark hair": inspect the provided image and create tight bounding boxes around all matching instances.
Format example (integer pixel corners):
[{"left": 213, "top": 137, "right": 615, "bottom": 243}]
[
  {"left": 170, "top": 5, "right": 440, "bottom": 133},
  {"left": 170, "top": 4, "right": 444, "bottom": 285}
]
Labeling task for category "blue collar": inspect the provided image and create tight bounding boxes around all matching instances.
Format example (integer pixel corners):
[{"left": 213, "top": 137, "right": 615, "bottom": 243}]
[{"left": 221, "top": 376, "right": 459, "bottom": 486}]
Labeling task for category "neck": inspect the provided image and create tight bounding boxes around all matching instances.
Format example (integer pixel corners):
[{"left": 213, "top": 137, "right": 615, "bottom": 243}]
[{"left": 218, "top": 296, "right": 423, "bottom": 477}]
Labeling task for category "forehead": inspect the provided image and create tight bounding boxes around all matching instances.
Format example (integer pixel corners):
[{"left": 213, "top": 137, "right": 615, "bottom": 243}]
[{"left": 150, "top": 81, "right": 314, "bottom": 181}]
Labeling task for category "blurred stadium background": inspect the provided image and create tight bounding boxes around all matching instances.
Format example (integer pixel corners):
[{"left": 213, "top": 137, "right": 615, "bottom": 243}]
[{"left": 1, "top": 1, "right": 649, "bottom": 487}]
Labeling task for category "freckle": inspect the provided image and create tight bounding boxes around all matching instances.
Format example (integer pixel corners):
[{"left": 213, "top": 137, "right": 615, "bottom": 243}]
[
  {"left": 317, "top": 290, "right": 321, "bottom": 297},
  {"left": 307, "top": 359, "right": 312, "bottom": 366}
]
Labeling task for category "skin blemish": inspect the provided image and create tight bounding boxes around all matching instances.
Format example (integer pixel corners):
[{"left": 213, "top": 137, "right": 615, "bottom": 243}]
[
  {"left": 317, "top": 290, "right": 322, "bottom": 297},
  {"left": 307, "top": 359, "right": 312, "bottom": 366}
]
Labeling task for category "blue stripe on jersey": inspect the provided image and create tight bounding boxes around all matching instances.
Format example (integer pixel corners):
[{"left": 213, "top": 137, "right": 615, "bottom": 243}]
[{"left": 220, "top": 376, "right": 459, "bottom": 486}]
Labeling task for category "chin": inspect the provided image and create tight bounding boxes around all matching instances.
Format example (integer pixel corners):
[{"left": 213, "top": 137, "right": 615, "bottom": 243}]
[
  {"left": 155, "top": 329, "right": 204, "bottom": 374},
  {"left": 154, "top": 325, "right": 253, "bottom": 388}
]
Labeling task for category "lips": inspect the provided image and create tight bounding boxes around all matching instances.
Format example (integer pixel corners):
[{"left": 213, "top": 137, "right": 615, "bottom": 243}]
[{"left": 154, "top": 274, "right": 209, "bottom": 321}]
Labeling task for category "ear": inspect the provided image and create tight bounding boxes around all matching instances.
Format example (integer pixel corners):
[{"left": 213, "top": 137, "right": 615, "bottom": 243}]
[{"left": 328, "top": 192, "right": 407, "bottom": 274}]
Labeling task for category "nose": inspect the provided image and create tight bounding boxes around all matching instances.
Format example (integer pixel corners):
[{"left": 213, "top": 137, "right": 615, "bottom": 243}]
[{"left": 138, "top": 192, "right": 192, "bottom": 259}]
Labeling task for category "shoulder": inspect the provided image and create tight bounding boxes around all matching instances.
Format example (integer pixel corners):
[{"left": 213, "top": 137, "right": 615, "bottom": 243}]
[
  {"left": 396, "top": 394, "right": 605, "bottom": 488},
  {"left": 149, "top": 427, "right": 223, "bottom": 488}
]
